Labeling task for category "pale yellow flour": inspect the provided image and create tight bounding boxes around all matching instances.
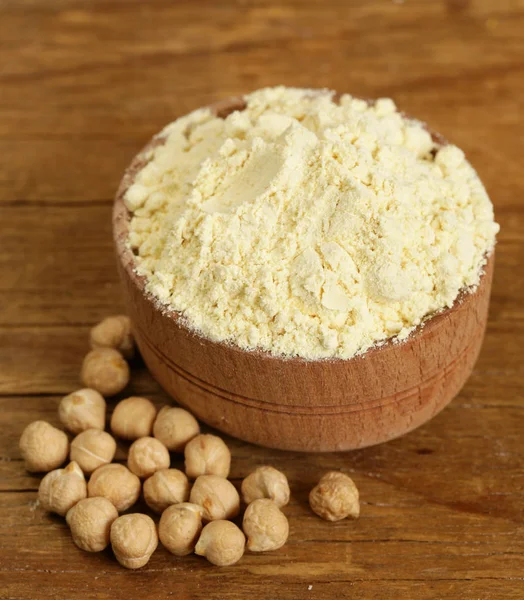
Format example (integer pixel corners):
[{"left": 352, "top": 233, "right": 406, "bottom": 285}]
[{"left": 125, "top": 87, "right": 499, "bottom": 360}]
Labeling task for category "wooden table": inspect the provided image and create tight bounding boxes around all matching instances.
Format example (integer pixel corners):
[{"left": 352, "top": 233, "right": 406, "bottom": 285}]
[{"left": 1, "top": 1, "right": 523, "bottom": 598}]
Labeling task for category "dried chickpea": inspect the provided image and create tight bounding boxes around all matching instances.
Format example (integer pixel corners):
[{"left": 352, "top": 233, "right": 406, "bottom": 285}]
[
  {"left": 158, "top": 502, "right": 203, "bottom": 556},
  {"left": 195, "top": 520, "right": 245, "bottom": 566},
  {"left": 143, "top": 468, "right": 189, "bottom": 513},
  {"left": 88, "top": 463, "right": 141, "bottom": 513},
  {"left": 184, "top": 434, "right": 231, "bottom": 479},
  {"left": 38, "top": 461, "right": 87, "bottom": 516},
  {"left": 243, "top": 499, "right": 289, "bottom": 552},
  {"left": 66, "top": 497, "right": 118, "bottom": 552},
  {"left": 90, "top": 315, "right": 135, "bottom": 360},
  {"left": 189, "top": 475, "right": 240, "bottom": 522},
  {"left": 309, "top": 471, "right": 360, "bottom": 522},
  {"left": 127, "top": 436, "right": 170, "bottom": 479},
  {"left": 19, "top": 420, "right": 69, "bottom": 472},
  {"left": 241, "top": 466, "right": 290, "bottom": 508},
  {"left": 110, "top": 513, "right": 158, "bottom": 569},
  {"left": 70, "top": 429, "right": 117, "bottom": 475},
  {"left": 81, "top": 348, "right": 130, "bottom": 397},
  {"left": 110, "top": 396, "right": 157, "bottom": 440},
  {"left": 153, "top": 406, "right": 200, "bottom": 452},
  {"left": 58, "top": 388, "right": 106, "bottom": 434}
]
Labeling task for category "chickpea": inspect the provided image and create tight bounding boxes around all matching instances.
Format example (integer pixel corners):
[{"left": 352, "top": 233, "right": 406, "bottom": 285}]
[
  {"left": 309, "top": 471, "right": 360, "bottom": 522},
  {"left": 158, "top": 503, "right": 203, "bottom": 556},
  {"left": 90, "top": 315, "right": 135, "bottom": 360},
  {"left": 38, "top": 461, "right": 87, "bottom": 516},
  {"left": 81, "top": 348, "right": 130, "bottom": 397},
  {"left": 243, "top": 499, "right": 289, "bottom": 552},
  {"left": 153, "top": 406, "right": 200, "bottom": 452},
  {"left": 66, "top": 497, "right": 118, "bottom": 552},
  {"left": 241, "top": 466, "right": 290, "bottom": 508},
  {"left": 88, "top": 463, "right": 141, "bottom": 513},
  {"left": 143, "top": 468, "right": 189, "bottom": 513},
  {"left": 110, "top": 396, "right": 157, "bottom": 440},
  {"left": 189, "top": 475, "right": 240, "bottom": 522},
  {"left": 195, "top": 520, "right": 245, "bottom": 566},
  {"left": 19, "top": 420, "right": 69, "bottom": 472},
  {"left": 184, "top": 434, "right": 231, "bottom": 479},
  {"left": 128, "top": 437, "right": 170, "bottom": 479},
  {"left": 110, "top": 513, "right": 158, "bottom": 569},
  {"left": 70, "top": 429, "right": 117, "bottom": 475},
  {"left": 58, "top": 388, "right": 106, "bottom": 434}
]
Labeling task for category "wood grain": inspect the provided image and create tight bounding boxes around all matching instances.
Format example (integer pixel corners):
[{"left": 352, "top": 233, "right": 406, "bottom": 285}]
[{"left": 1, "top": 0, "right": 523, "bottom": 598}]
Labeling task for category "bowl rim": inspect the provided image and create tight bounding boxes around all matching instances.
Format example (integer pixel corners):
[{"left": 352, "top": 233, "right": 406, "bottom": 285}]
[{"left": 113, "top": 93, "right": 493, "bottom": 366}]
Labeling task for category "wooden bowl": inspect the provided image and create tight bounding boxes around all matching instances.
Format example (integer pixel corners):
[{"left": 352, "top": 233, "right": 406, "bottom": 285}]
[{"left": 113, "top": 98, "right": 494, "bottom": 452}]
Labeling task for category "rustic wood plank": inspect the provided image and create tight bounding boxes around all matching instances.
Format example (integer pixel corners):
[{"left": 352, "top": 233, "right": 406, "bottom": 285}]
[
  {"left": 0, "top": 205, "right": 522, "bottom": 325},
  {"left": 4, "top": 0, "right": 521, "bottom": 82},
  {"left": 1, "top": 491, "right": 524, "bottom": 599},
  {"left": 0, "top": 0, "right": 522, "bottom": 204},
  {"left": 0, "top": 140, "right": 140, "bottom": 203},
  {"left": 1, "top": 577, "right": 522, "bottom": 600},
  {"left": 0, "top": 326, "right": 159, "bottom": 395},
  {"left": 1, "top": 79, "right": 523, "bottom": 205},
  {"left": 2, "top": 395, "right": 524, "bottom": 526},
  {"left": 4, "top": 474, "right": 524, "bottom": 549},
  {"left": 1, "top": 122, "right": 523, "bottom": 204},
  {"left": 0, "top": 316, "right": 523, "bottom": 402},
  {"left": 1, "top": 529, "right": 523, "bottom": 582},
  {"left": 0, "top": 0, "right": 522, "bottom": 142},
  {"left": 0, "top": 205, "right": 123, "bottom": 325}
]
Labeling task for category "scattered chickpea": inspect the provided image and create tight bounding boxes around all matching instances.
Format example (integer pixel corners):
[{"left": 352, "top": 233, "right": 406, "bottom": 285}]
[
  {"left": 110, "top": 396, "right": 157, "bottom": 440},
  {"left": 309, "top": 471, "right": 360, "bottom": 522},
  {"left": 88, "top": 463, "right": 141, "bottom": 513},
  {"left": 70, "top": 429, "right": 117, "bottom": 475},
  {"left": 110, "top": 513, "right": 158, "bottom": 569},
  {"left": 81, "top": 348, "right": 130, "bottom": 397},
  {"left": 158, "top": 503, "right": 203, "bottom": 556},
  {"left": 241, "top": 466, "right": 290, "bottom": 508},
  {"left": 243, "top": 499, "right": 289, "bottom": 552},
  {"left": 127, "top": 436, "right": 170, "bottom": 479},
  {"left": 195, "top": 520, "right": 245, "bottom": 567},
  {"left": 143, "top": 468, "right": 189, "bottom": 513},
  {"left": 58, "top": 388, "right": 106, "bottom": 434},
  {"left": 66, "top": 497, "right": 118, "bottom": 552},
  {"left": 153, "top": 406, "right": 200, "bottom": 452},
  {"left": 19, "top": 420, "right": 69, "bottom": 472},
  {"left": 38, "top": 461, "right": 87, "bottom": 516},
  {"left": 189, "top": 475, "right": 240, "bottom": 522},
  {"left": 90, "top": 315, "right": 135, "bottom": 360},
  {"left": 184, "top": 434, "right": 231, "bottom": 479}
]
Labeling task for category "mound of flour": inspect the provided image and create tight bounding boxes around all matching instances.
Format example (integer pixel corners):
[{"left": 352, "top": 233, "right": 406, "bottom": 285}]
[{"left": 125, "top": 87, "right": 498, "bottom": 359}]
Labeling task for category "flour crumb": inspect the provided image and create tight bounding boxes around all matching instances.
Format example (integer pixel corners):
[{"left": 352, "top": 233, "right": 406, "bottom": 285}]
[{"left": 125, "top": 86, "right": 499, "bottom": 360}]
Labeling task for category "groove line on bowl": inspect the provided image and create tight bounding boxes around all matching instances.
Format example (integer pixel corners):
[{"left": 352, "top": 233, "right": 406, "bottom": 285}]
[{"left": 135, "top": 320, "right": 485, "bottom": 417}]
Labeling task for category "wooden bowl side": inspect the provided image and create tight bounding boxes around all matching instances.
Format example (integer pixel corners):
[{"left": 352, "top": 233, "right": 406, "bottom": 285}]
[{"left": 113, "top": 96, "right": 495, "bottom": 452}]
